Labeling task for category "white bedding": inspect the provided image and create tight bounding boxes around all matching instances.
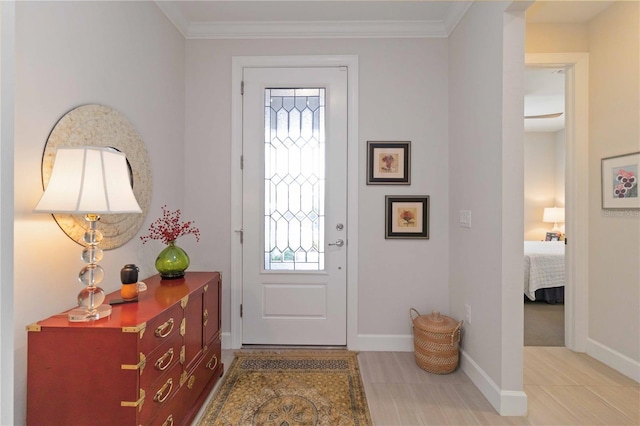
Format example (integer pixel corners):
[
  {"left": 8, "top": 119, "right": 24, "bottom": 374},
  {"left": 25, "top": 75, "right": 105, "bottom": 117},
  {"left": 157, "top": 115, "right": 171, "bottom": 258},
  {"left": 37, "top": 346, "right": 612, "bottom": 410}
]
[{"left": 524, "top": 241, "right": 565, "bottom": 301}]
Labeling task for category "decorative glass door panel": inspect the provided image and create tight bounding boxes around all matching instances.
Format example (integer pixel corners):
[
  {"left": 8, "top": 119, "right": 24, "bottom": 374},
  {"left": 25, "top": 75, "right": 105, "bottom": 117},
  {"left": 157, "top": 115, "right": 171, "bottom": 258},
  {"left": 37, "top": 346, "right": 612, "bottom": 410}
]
[{"left": 264, "top": 88, "right": 325, "bottom": 271}]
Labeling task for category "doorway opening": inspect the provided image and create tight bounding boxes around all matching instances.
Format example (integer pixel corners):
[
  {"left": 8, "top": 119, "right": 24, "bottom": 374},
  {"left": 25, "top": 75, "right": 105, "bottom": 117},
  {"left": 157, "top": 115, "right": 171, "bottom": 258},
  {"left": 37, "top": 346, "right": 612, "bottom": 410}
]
[
  {"left": 525, "top": 53, "right": 589, "bottom": 353},
  {"left": 523, "top": 66, "right": 566, "bottom": 347}
]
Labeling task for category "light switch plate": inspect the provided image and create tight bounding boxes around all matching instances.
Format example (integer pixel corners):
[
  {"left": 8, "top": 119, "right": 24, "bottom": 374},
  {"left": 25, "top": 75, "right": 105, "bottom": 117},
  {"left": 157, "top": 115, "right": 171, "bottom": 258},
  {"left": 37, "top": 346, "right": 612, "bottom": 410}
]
[{"left": 460, "top": 210, "right": 471, "bottom": 228}]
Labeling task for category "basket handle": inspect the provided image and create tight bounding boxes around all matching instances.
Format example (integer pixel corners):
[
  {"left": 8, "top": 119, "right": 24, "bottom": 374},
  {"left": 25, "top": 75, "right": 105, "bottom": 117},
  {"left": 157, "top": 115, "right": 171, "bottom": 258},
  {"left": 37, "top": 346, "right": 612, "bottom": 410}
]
[
  {"left": 450, "top": 321, "right": 463, "bottom": 346},
  {"left": 409, "top": 308, "right": 421, "bottom": 322}
]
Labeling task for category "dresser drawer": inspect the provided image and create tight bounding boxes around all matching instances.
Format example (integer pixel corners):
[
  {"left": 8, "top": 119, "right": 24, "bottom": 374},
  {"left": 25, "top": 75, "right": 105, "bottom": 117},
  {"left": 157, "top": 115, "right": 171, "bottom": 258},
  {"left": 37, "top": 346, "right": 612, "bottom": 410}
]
[
  {"left": 193, "top": 341, "right": 222, "bottom": 397},
  {"left": 139, "top": 303, "right": 184, "bottom": 355},
  {"left": 148, "top": 341, "right": 222, "bottom": 426},
  {"left": 140, "top": 355, "right": 183, "bottom": 424},
  {"left": 140, "top": 330, "right": 183, "bottom": 389}
]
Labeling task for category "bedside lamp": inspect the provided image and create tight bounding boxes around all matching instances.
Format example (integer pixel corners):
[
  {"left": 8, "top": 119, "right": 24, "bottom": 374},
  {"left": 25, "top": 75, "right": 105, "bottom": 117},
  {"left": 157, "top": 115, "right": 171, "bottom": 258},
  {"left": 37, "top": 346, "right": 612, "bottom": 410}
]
[
  {"left": 543, "top": 207, "right": 565, "bottom": 233},
  {"left": 34, "top": 147, "right": 142, "bottom": 322}
]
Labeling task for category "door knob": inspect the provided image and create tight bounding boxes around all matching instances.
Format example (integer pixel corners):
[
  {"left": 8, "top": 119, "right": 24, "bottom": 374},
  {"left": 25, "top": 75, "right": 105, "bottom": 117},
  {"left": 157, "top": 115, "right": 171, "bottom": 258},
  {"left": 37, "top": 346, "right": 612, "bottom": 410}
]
[{"left": 328, "top": 239, "right": 345, "bottom": 247}]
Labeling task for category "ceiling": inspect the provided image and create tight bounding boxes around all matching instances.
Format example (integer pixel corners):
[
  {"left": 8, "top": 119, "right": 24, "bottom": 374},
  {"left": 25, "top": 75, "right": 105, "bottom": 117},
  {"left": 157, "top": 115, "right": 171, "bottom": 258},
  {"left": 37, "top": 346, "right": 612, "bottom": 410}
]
[
  {"left": 156, "top": 1, "right": 473, "bottom": 38},
  {"left": 157, "top": 0, "right": 614, "bottom": 38},
  {"left": 525, "top": 1, "right": 613, "bottom": 23},
  {"left": 156, "top": 1, "right": 614, "bottom": 133},
  {"left": 524, "top": 1, "right": 613, "bottom": 132},
  {"left": 524, "top": 67, "right": 565, "bottom": 133}
]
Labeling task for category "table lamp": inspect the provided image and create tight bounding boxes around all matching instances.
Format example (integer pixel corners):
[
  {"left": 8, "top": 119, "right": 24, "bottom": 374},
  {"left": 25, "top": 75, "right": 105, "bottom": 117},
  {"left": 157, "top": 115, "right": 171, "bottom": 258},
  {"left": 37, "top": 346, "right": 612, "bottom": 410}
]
[
  {"left": 34, "top": 147, "right": 142, "bottom": 321},
  {"left": 543, "top": 207, "right": 565, "bottom": 233}
]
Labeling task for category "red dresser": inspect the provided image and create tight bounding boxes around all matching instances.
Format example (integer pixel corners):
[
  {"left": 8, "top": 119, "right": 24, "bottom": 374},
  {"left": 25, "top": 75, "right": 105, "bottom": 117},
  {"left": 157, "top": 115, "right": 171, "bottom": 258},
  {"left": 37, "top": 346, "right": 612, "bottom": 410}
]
[{"left": 27, "top": 271, "right": 223, "bottom": 426}]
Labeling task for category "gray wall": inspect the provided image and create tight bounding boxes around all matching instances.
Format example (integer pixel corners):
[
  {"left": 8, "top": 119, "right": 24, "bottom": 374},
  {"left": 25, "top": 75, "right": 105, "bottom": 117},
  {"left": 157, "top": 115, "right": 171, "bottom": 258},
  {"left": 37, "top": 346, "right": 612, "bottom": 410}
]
[
  {"left": 184, "top": 38, "right": 452, "bottom": 342},
  {"left": 527, "top": 0, "right": 640, "bottom": 381},
  {"left": 587, "top": 2, "right": 639, "bottom": 370},
  {"left": 448, "top": 1, "right": 527, "bottom": 414},
  {"left": 13, "top": 2, "right": 185, "bottom": 423}
]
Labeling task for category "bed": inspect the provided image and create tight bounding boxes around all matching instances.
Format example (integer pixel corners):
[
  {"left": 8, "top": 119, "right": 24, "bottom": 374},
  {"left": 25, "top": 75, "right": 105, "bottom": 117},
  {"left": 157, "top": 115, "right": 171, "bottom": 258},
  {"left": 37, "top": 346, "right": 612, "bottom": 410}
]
[{"left": 524, "top": 241, "right": 565, "bottom": 304}]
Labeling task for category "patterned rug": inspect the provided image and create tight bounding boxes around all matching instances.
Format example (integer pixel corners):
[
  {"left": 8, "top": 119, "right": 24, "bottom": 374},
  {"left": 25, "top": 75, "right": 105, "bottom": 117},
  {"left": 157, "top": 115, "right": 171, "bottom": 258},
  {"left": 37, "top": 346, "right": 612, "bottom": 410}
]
[{"left": 196, "top": 350, "right": 372, "bottom": 426}]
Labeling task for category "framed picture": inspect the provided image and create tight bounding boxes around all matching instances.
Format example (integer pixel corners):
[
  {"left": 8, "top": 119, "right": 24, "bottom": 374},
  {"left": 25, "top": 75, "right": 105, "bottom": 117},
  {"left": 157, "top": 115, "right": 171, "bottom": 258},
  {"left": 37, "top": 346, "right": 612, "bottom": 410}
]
[
  {"left": 385, "top": 196, "right": 429, "bottom": 239},
  {"left": 545, "top": 232, "right": 560, "bottom": 241},
  {"left": 367, "top": 141, "right": 410, "bottom": 184},
  {"left": 601, "top": 152, "right": 639, "bottom": 209}
]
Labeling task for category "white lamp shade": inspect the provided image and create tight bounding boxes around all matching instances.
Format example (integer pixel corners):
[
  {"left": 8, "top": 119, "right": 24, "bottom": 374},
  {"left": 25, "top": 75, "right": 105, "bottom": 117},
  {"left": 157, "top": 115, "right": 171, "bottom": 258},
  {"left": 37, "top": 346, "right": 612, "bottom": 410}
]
[
  {"left": 543, "top": 207, "right": 565, "bottom": 224},
  {"left": 34, "top": 147, "right": 142, "bottom": 214}
]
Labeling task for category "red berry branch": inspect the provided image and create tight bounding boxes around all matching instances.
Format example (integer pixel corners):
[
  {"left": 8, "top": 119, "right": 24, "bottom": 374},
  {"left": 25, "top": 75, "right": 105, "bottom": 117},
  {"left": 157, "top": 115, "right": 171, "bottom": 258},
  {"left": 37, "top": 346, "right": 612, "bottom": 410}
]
[{"left": 140, "top": 205, "right": 201, "bottom": 245}]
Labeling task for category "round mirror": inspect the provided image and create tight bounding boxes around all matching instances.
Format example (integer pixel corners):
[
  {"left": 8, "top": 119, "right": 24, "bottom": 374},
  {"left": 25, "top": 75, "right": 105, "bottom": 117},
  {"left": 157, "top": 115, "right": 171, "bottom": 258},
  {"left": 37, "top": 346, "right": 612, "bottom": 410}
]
[{"left": 41, "top": 104, "right": 152, "bottom": 249}]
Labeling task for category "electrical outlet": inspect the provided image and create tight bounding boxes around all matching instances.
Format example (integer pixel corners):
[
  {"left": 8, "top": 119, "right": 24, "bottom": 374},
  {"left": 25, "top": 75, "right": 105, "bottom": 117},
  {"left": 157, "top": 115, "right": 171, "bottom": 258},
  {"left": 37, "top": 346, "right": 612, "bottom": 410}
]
[
  {"left": 460, "top": 210, "right": 471, "bottom": 228},
  {"left": 464, "top": 304, "right": 471, "bottom": 324}
]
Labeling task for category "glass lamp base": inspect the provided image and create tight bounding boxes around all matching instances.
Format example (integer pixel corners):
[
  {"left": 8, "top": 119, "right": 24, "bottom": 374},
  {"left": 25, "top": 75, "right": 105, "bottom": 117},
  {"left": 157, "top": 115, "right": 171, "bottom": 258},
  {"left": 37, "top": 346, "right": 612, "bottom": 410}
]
[{"left": 68, "top": 304, "right": 112, "bottom": 322}]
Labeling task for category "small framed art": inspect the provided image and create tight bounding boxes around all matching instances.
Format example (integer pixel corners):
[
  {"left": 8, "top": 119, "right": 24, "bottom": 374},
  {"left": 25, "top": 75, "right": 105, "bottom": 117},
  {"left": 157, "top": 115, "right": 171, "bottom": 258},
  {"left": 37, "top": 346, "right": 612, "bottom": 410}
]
[
  {"left": 601, "top": 152, "right": 639, "bottom": 209},
  {"left": 545, "top": 232, "right": 560, "bottom": 241},
  {"left": 385, "top": 195, "right": 429, "bottom": 239},
  {"left": 367, "top": 141, "right": 410, "bottom": 185}
]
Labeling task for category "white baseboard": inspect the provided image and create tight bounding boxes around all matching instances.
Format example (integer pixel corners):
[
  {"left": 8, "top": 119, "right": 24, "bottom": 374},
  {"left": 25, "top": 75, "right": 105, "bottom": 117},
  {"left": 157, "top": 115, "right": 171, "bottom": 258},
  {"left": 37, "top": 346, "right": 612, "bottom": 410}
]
[
  {"left": 221, "top": 331, "right": 233, "bottom": 349},
  {"left": 459, "top": 350, "right": 528, "bottom": 416},
  {"left": 586, "top": 338, "right": 640, "bottom": 383}
]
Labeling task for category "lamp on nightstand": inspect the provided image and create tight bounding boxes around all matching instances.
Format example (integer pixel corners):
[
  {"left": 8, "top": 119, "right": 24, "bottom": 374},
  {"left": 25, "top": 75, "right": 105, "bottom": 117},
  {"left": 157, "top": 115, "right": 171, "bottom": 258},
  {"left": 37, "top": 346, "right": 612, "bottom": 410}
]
[
  {"left": 543, "top": 207, "right": 565, "bottom": 233},
  {"left": 34, "top": 147, "right": 142, "bottom": 322}
]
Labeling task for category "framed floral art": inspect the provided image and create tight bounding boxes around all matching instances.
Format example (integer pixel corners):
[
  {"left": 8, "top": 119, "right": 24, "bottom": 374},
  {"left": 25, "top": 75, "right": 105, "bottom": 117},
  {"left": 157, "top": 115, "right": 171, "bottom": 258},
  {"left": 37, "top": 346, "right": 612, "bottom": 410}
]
[
  {"left": 367, "top": 141, "right": 410, "bottom": 184},
  {"left": 601, "top": 152, "right": 639, "bottom": 209},
  {"left": 385, "top": 195, "right": 429, "bottom": 239}
]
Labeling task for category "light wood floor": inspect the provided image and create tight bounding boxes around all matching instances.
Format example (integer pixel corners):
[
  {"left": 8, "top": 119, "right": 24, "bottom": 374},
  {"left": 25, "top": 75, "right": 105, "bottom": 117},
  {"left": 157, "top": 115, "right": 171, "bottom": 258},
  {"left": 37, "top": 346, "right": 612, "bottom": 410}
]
[
  {"left": 201, "top": 347, "right": 639, "bottom": 425},
  {"left": 359, "top": 347, "right": 639, "bottom": 425}
]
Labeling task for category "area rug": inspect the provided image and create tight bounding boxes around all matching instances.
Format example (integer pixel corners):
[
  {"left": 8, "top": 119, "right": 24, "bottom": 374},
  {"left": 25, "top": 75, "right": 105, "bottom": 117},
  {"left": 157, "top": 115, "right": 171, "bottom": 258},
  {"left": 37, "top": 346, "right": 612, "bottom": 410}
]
[{"left": 197, "top": 350, "right": 372, "bottom": 426}]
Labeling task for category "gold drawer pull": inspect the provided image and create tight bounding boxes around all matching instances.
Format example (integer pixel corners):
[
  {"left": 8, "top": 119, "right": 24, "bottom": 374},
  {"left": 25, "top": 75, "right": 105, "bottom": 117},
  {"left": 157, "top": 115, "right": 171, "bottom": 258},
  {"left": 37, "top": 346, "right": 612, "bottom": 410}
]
[
  {"left": 162, "top": 414, "right": 174, "bottom": 426},
  {"left": 155, "top": 318, "right": 174, "bottom": 338},
  {"left": 203, "top": 309, "right": 209, "bottom": 327},
  {"left": 206, "top": 354, "right": 218, "bottom": 371},
  {"left": 154, "top": 378, "right": 173, "bottom": 403},
  {"left": 154, "top": 348, "right": 174, "bottom": 371}
]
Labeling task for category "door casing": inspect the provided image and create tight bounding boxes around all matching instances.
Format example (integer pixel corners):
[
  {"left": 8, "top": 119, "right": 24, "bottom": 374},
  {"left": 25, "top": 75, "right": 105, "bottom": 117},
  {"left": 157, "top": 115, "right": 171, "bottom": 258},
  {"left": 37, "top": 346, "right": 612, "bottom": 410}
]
[
  {"left": 525, "top": 53, "right": 589, "bottom": 352},
  {"left": 230, "top": 55, "right": 359, "bottom": 349}
]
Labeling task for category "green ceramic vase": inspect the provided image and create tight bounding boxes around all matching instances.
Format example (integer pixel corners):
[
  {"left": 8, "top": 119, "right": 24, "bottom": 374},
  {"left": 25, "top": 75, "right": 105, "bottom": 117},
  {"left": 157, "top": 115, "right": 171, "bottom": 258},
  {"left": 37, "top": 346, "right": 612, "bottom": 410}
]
[{"left": 155, "top": 240, "right": 190, "bottom": 279}]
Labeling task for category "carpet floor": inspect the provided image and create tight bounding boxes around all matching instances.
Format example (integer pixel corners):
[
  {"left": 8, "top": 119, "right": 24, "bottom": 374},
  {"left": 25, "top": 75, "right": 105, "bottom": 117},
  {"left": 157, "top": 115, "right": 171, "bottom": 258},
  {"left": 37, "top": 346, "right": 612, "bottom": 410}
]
[
  {"left": 196, "top": 350, "right": 372, "bottom": 425},
  {"left": 524, "top": 300, "right": 564, "bottom": 346}
]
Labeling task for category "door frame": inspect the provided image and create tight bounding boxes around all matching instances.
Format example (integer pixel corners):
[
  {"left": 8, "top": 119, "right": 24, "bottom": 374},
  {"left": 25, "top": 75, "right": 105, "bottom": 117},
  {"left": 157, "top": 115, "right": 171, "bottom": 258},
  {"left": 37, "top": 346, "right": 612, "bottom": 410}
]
[
  {"left": 230, "top": 55, "right": 359, "bottom": 349},
  {"left": 525, "top": 53, "right": 589, "bottom": 352}
]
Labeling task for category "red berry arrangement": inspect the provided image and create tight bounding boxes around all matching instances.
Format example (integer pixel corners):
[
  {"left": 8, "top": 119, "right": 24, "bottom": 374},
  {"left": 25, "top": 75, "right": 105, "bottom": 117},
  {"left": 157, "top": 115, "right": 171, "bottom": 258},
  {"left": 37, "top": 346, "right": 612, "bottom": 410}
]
[{"left": 140, "top": 205, "right": 201, "bottom": 245}]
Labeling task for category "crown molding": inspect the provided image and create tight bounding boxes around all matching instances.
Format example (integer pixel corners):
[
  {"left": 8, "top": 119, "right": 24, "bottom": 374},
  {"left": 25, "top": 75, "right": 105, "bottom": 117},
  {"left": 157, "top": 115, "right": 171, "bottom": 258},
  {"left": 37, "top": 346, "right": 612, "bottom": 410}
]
[
  {"left": 443, "top": 1, "right": 473, "bottom": 35},
  {"left": 155, "top": 1, "right": 190, "bottom": 38},
  {"left": 156, "top": 1, "right": 472, "bottom": 40},
  {"left": 189, "top": 20, "right": 449, "bottom": 39}
]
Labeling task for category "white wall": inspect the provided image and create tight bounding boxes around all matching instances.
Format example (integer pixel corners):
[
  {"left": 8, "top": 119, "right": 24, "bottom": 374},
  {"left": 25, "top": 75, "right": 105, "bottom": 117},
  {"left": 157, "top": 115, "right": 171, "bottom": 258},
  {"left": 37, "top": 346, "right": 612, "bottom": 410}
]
[
  {"left": 184, "top": 38, "right": 451, "bottom": 345},
  {"left": 524, "top": 131, "right": 565, "bottom": 241},
  {"left": 587, "top": 2, "right": 639, "bottom": 374},
  {"left": 0, "top": 2, "right": 16, "bottom": 423},
  {"left": 554, "top": 130, "right": 566, "bottom": 207},
  {"left": 525, "top": 0, "right": 639, "bottom": 383},
  {"left": 449, "top": 1, "right": 527, "bottom": 415},
  {"left": 13, "top": 2, "right": 185, "bottom": 423}
]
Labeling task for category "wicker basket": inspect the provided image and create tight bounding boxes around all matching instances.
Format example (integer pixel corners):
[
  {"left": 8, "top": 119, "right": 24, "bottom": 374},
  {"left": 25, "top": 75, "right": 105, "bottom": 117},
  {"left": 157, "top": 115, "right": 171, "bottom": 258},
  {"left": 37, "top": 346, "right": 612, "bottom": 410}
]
[{"left": 410, "top": 308, "right": 463, "bottom": 374}]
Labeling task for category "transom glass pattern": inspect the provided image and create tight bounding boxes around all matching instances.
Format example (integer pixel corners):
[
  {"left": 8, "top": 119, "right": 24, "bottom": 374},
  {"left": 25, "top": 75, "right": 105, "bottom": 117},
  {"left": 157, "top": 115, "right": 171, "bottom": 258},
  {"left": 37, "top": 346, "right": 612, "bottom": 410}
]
[{"left": 264, "top": 88, "right": 325, "bottom": 270}]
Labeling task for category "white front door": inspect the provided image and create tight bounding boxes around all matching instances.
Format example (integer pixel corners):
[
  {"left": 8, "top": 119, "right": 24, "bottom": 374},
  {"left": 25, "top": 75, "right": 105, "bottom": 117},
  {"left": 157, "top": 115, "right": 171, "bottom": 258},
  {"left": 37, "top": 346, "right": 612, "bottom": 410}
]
[{"left": 242, "top": 67, "right": 348, "bottom": 345}]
